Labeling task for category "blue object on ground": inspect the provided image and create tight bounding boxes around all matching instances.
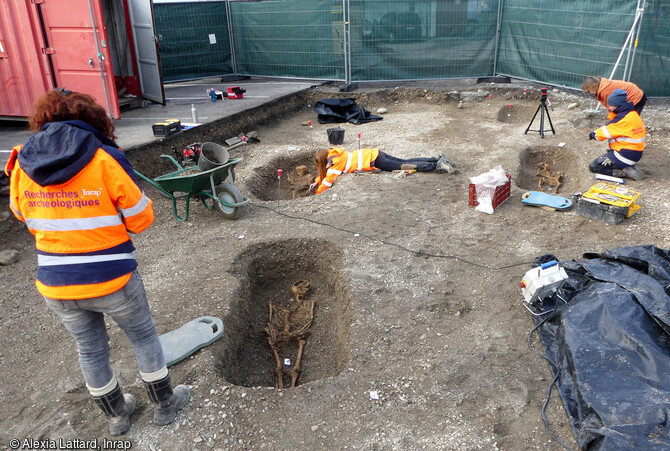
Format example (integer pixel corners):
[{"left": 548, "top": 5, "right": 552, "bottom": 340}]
[
  {"left": 159, "top": 316, "right": 224, "bottom": 367},
  {"left": 521, "top": 191, "right": 572, "bottom": 210}
]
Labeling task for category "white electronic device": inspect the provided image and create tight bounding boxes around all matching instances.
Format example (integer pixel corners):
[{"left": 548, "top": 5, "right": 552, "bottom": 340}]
[{"left": 520, "top": 260, "right": 568, "bottom": 304}]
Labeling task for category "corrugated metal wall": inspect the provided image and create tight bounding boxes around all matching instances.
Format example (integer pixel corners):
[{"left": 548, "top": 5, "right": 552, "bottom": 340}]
[{"left": 0, "top": 1, "right": 52, "bottom": 118}]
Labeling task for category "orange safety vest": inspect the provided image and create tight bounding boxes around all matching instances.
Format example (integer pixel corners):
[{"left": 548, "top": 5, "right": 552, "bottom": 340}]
[
  {"left": 314, "top": 147, "right": 380, "bottom": 194},
  {"left": 597, "top": 79, "right": 644, "bottom": 108},
  {"left": 594, "top": 107, "right": 646, "bottom": 166},
  {"left": 5, "top": 121, "right": 154, "bottom": 299}
]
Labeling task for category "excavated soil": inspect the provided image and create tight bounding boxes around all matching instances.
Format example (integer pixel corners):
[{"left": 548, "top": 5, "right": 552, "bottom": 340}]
[{"left": 1, "top": 81, "right": 670, "bottom": 450}]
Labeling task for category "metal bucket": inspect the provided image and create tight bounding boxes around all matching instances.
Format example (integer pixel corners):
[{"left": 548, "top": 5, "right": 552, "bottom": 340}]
[
  {"left": 326, "top": 127, "right": 345, "bottom": 145},
  {"left": 198, "top": 142, "right": 230, "bottom": 171}
]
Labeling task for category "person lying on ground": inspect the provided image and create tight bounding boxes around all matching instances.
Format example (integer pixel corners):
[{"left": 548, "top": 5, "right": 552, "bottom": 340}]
[
  {"left": 309, "top": 147, "right": 456, "bottom": 194},
  {"left": 4, "top": 90, "right": 189, "bottom": 436},
  {"left": 588, "top": 88, "right": 646, "bottom": 181},
  {"left": 582, "top": 75, "right": 646, "bottom": 115}
]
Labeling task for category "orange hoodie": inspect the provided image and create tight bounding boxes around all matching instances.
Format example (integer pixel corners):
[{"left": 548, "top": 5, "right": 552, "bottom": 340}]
[{"left": 5, "top": 121, "right": 154, "bottom": 299}]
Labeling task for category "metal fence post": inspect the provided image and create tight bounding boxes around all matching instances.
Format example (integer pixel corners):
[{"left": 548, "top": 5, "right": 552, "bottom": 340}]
[
  {"left": 624, "top": 0, "right": 647, "bottom": 81},
  {"left": 493, "top": 0, "right": 504, "bottom": 75},
  {"left": 225, "top": 0, "right": 238, "bottom": 75},
  {"left": 607, "top": 0, "right": 644, "bottom": 81},
  {"left": 343, "top": 0, "right": 351, "bottom": 86},
  {"left": 339, "top": 0, "right": 356, "bottom": 91}
]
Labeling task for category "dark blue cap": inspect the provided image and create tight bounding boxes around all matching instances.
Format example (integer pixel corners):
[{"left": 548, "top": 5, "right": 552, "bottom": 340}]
[{"left": 607, "top": 89, "right": 628, "bottom": 107}]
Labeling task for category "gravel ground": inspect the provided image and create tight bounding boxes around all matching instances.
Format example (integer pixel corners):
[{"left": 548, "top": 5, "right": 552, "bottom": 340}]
[{"left": 1, "top": 81, "right": 669, "bottom": 450}]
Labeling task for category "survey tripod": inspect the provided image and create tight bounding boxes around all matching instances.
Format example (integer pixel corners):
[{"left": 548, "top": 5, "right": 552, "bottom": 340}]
[{"left": 524, "top": 87, "right": 555, "bottom": 139}]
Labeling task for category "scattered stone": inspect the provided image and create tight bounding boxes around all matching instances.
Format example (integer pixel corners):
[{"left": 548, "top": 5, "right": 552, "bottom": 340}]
[
  {"left": 0, "top": 249, "right": 19, "bottom": 266},
  {"left": 461, "top": 91, "right": 488, "bottom": 101},
  {"left": 376, "top": 107, "right": 388, "bottom": 114},
  {"left": 567, "top": 102, "right": 578, "bottom": 109},
  {"left": 311, "top": 425, "right": 319, "bottom": 431},
  {"left": 0, "top": 211, "right": 10, "bottom": 222},
  {"left": 457, "top": 101, "right": 465, "bottom": 109}
]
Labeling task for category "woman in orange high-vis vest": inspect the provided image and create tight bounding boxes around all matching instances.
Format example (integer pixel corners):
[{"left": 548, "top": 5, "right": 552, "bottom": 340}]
[
  {"left": 310, "top": 147, "right": 456, "bottom": 194},
  {"left": 4, "top": 91, "right": 189, "bottom": 436},
  {"left": 582, "top": 76, "right": 647, "bottom": 115}
]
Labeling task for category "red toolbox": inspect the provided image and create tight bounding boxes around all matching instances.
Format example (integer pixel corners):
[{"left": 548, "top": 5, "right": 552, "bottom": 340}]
[
  {"left": 227, "top": 86, "right": 245, "bottom": 99},
  {"left": 468, "top": 173, "right": 511, "bottom": 210}
]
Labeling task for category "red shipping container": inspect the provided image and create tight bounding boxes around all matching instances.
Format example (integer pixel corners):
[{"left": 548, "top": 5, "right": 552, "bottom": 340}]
[
  {"left": 0, "top": 2, "right": 52, "bottom": 118},
  {"left": 0, "top": 0, "right": 164, "bottom": 119},
  {"left": 469, "top": 173, "right": 511, "bottom": 210}
]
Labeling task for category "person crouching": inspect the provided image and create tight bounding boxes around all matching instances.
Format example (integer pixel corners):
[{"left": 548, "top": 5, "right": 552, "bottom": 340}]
[{"left": 588, "top": 89, "right": 646, "bottom": 181}]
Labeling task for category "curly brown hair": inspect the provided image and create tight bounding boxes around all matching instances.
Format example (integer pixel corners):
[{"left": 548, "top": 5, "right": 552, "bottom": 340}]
[
  {"left": 28, "top": 90, "right": 116, "bottom": 140},
  {"left": 581, "top": 76, "right": 602, "bottom": 95}
]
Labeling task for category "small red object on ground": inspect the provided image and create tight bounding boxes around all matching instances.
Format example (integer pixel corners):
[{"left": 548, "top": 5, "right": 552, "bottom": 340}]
[{"left": 227, "top": 86, "right": 245, "bottom": 99}]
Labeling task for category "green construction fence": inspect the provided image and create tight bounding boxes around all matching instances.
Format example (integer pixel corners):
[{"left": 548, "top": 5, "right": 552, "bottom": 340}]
[{"left": 153, "top": 0, "right": 670, "bottom": 96}]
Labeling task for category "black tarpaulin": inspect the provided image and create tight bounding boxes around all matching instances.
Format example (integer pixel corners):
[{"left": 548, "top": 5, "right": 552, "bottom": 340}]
[
  {"left": 530, "top": 245, "right": 670, "bottom": 450},
  {"left": 314, "top": 98, "right": 383, "bottom": 125}
]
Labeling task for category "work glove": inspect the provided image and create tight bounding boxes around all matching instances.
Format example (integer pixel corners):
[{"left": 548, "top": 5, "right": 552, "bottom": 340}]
[{"left": 589, "top": 131, "right": 596, "bottom": 140}]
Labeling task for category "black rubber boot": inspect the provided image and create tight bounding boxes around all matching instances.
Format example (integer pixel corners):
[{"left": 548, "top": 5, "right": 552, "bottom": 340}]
[
  {"left": 144, "top": 374, "right": 190, "bottom": 426},
  {"left": 622, "top": 165, "right": 644, "bottom": 181},
  {"left": 91, "top": 383, "right": 136, "bottom": 436}
]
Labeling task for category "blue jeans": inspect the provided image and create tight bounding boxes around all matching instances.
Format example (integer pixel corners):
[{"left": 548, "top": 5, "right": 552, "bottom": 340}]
[
  {"left": 45, "top": 270, "right": 165, "bottom": 389},
  {"left": 373, "top": 151, "right": 438, "bottom": 172}
]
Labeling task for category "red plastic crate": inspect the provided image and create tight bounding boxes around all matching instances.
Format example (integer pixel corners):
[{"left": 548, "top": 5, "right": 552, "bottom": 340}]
[{"left": 468, "top": 173, "right": 511, "bottom": 209}]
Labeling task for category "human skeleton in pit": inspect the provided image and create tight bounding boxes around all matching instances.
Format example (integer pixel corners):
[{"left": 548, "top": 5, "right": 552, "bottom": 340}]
[{"left": 265, "top": 280, "right": 315, "bottom": 388}]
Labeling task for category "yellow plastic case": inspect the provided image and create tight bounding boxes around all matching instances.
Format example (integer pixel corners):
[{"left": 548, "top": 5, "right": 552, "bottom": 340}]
[{"left": 582, "top": 183, "right": 641, "bottom": 218}]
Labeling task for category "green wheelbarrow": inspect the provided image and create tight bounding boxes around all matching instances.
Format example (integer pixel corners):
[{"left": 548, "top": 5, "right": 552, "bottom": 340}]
[{"left": 134, "top": 155, "right": 249, "bottom": 221}]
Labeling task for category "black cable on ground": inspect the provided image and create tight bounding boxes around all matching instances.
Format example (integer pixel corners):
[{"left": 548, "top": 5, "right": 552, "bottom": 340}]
[
  {"left": 253, "top": 201, "right": 573, "bottom": 446},
  {"left": 250, "top": 202, "right": 534, "bottom": 271},
  {"left": 526, "top": 305, "right": 574, "bottom": 451}
]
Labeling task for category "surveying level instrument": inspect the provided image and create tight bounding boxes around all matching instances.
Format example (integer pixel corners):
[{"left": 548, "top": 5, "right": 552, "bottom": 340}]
[{"left": 524, "top": 87, "right": 556, "bottom": 139}]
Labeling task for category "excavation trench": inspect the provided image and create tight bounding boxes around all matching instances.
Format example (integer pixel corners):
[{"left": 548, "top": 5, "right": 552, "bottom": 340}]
[
  {"left": 216, "top": 239, "right": 352, "bottom": 388},
  {"left": 517, "top": 145, "right": 580, "bottom": 194},
  {"left": 496, "top": 104, "right": 535, "bottom": 123},
  {"left": 246, "top": 151, "right": 317, "bottom": 201}
]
